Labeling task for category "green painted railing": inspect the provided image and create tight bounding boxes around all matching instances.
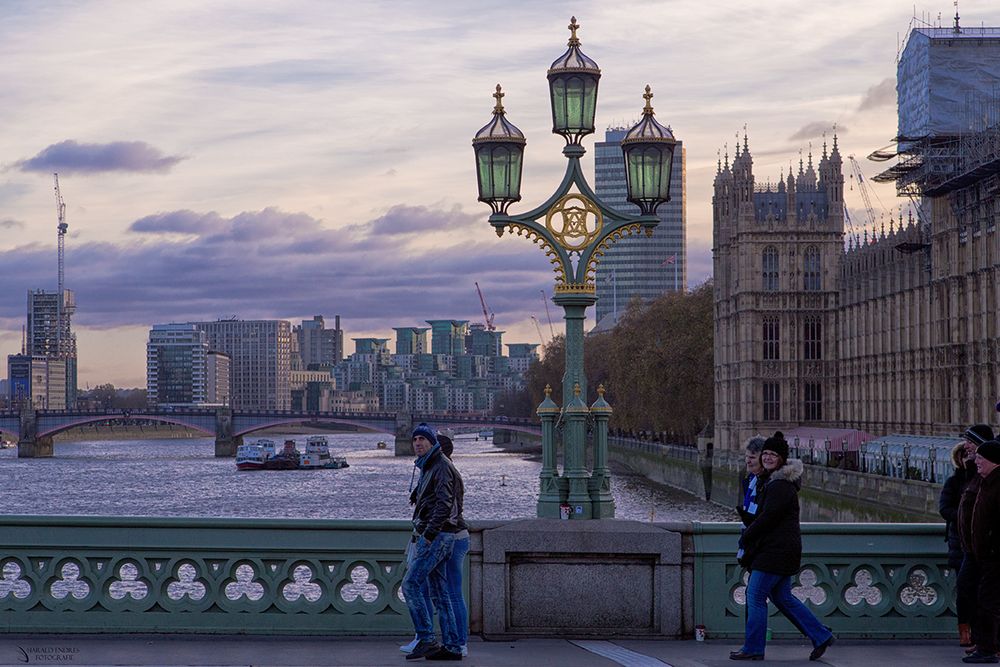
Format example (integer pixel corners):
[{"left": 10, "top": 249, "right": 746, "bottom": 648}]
[
  {"left": 0, "top": 516, "right": 415, "bottom": 635},
  {"left": 692, "top": 523, "right": 953, "bottom": 639}
]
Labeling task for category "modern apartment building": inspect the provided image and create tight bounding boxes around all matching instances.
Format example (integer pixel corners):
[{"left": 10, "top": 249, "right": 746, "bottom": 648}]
[
  {"left": 206, "top": 351, "right": 231, "bottom": 406},
  {"left": 293, "top": 315, "right": 344, "bottom": 369},
  {"left": 426, "top": 320, "right": 469, "bottom": 356},
  {"left": 593, "top": 128, "right": 686, "bottom": 327},
  {"left": 146, "top": 324, "right": 210, "bottom": 407},
  {"left": 393, "top": 327, "right": 428, "bottom": 355},
  {"left": 192, "top": 319, "right": 292, "bottom": 411}
]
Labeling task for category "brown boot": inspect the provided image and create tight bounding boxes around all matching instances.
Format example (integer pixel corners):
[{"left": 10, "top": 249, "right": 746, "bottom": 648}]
[{"left": 959, "top": 623, "right": 973, "bottom": 647}]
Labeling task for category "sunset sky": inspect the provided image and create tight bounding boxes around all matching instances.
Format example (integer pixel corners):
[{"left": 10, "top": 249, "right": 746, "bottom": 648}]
[{"left": 1, "top": 0, "right": 990, "bottom": 387}]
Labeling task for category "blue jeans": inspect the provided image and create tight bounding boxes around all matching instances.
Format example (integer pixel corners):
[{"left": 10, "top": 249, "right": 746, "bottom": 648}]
[
  {"left": 402, "top": 533, "right": 459, "bottom": 651},
  {"left": 742, "top": 570, "right": 832, "bottom": 656},
  {"left": 444, "top": 535, "right": 470, "bottom": 646}
]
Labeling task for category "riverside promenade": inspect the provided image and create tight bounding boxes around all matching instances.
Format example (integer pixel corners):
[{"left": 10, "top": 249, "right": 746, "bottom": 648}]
[{"left": 0, "top": 635, "right": 959, "bottom": 666}]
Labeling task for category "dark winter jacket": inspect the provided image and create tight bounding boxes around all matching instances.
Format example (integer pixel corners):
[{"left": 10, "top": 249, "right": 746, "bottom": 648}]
[
  {"left": 738, "top": 459, "right": 804, "bottom": 576},
  {"left": 940, "top": 462, "right": 973, "bottom": 567},
  {"left": 958, "top": 467, "right": 984, "bottom": 554},
  {"left": 411, "top": 447, "right": 466, "bottom": 542},
  {"left": 971, "top": 467, "right": 1000, "bottom": 563}
]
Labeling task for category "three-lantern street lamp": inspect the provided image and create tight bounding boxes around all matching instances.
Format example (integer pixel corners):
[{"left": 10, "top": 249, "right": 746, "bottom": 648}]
[{"left": 472, "top": 17, "right": 676, "bottom": 519}]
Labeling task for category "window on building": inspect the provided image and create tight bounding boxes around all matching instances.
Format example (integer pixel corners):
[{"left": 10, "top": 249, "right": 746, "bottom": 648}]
[
  {"left": 804, "top": 382, "right": 822, "bottom": 421},
  {"left": 804, "top": 316, "right": 822, "bottom": 360},
  {"left": 763, "top": 246, "right": 779, "bottom": 291},
  {"left": 763, "top": 316, "right": 780, "bottom": 360},
  {"left": 763, "top": 382, "right": 780, "bottom": 421},
  {"left": 804, "top": 246, "right": 821, "bottom": 291}
]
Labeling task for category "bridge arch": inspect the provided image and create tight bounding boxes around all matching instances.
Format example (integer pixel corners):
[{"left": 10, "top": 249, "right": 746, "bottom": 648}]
[
  {"left": 233, "top": 417, "right": 395, "bottom": 438},
  {"left": 36, "top": 414, "right": 215, "bottom": 439}
]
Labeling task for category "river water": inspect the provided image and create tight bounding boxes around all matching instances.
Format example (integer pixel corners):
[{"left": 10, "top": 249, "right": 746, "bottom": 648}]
[{"left": 0, "top": 432, "right": 734, "bottom": 522}]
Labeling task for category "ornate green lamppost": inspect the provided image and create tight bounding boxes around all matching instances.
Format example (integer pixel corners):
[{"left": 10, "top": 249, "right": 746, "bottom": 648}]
[{"left": 472, "top": 17, "right": 676, "bottom": 519}]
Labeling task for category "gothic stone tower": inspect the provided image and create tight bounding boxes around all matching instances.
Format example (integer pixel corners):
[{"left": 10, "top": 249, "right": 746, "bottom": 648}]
[{"left": 713, "top": 135, "right": 844, "bottom": 450}]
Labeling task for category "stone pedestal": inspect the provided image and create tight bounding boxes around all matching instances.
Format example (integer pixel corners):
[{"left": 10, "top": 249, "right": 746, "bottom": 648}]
[
  {"left": 214, "top": 435, "right": 242, "bottom": 457},
  {"left": 18, "top": 435, "right": 53, "bottom": 458},
  {"left": 394, "top": 412, "right": 413, "bottom": 457},
  {"left": 480, "top": 519, "right": 684, "bottom": 638}
]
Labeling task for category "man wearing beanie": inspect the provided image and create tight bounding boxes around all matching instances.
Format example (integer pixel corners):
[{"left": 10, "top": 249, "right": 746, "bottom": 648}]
[
  {"left": 401, "top": 423, "right": 467, "bottom": 661},
  {"left": 965, "top": 440, "right": 1000, "bottom": 663}
]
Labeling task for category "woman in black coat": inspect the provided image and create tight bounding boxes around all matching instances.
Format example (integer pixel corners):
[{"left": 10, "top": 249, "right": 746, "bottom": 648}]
[{"left": 730, "top": 432, "right": 834, "bottom": 662}]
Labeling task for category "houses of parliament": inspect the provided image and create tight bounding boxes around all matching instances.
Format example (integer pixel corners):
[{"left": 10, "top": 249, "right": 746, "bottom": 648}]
[{"left": 713, "top": 20, "right": 1000, "bottom": 450}]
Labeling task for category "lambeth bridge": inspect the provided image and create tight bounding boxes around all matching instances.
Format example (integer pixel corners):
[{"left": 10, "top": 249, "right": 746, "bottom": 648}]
[{"left": 0, "top": 407, "right": 541, "bottom": 458}]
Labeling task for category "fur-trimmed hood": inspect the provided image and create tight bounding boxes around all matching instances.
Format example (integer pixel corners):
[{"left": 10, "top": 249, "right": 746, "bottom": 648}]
[{"left": 767, "top": 458, "right": 803, "bottom": 484}]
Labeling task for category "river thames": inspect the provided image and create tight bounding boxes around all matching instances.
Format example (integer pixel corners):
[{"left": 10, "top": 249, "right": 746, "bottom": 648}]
[{"left": 0, "top": 432, "right": 735, "bottom": 522}]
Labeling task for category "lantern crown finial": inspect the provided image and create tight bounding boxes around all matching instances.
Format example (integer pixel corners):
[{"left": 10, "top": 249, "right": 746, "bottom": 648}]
[
  {"left": 492, "top": 84, "right": 505, "bottom": 115},
  {"left": 568, "top": 16, "right": 580, "bottom": 46},
  {"left": 642, "top": 85, "right": 654, "bottom": 115}
]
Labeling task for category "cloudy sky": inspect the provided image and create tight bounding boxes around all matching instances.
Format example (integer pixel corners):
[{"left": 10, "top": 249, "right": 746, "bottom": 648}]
[{"left": 0, "top": 0, "right": 989, "bottom": 387}]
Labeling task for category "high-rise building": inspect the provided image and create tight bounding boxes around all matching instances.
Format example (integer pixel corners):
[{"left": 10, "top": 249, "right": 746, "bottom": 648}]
[
  {"left": 7, "top": 354, "right": 67, "bottom": 409},
  {"left": 293, "top": 315, "right": 344, "bottom": 369},
  {"left": 393, "top": 327, "right": 429, "bottom": 355},
  {"left": 593, "top": 128, "right": 686, "bottom": 327},
  {"left": 426, "top": 320, "right": 469, "bottom": 356},
  {"left": 146, "top": 324, "right": 210, "bottom": 407},
  {"left": 26, "top": 289, "right": 77, "bottom": 408},
  {"left": 192, "top": 320, "right": 292, "bottom": 411}
]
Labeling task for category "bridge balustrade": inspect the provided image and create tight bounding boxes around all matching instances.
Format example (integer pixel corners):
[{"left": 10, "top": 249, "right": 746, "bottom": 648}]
[{"left": 0, "top": 516, "right": 951, "bottom": 638}]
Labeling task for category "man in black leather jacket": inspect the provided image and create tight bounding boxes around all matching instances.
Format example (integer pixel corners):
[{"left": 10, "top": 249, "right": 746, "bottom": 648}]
[{"left": 401, "top": 423, "right": 467, "bottom": 661}]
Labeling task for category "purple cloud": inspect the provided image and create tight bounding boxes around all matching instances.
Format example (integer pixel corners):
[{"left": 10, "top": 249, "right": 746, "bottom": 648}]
[
  {"left": 0, "top": 205, "right": 553, "bottom": 333},
  {"left": 14, "top": 140, "right": 184, "bottom": 174},
  {"left": 0, "top": 218, "right": 24, "bottom": 230}
]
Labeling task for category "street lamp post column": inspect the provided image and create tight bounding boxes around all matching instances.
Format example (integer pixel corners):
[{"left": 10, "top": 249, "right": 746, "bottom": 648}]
[{"left": 473, "top": 17, "right": 676, "bottom": 519}]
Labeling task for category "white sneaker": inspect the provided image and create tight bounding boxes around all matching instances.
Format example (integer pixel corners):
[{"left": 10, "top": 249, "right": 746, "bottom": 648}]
[
  {"left": 399, "top": 636, "right": 419, "bottom": 653},
  {"left": 461, "top": 645, "right": 468, "bottom": 657}
]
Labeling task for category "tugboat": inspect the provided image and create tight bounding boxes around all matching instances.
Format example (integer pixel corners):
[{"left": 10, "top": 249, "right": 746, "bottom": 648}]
[
  {"left": 300, "top": 435, "right": 349, "bottom": 469},
  {"left": 264, "top": 439, "right": 301, "bottom": 470},
  {"left": 300, "top": 435, "right": 332, "bottom": 469},
  {"left": 236, "top": 438, "right": 277, "bottom": 471}
]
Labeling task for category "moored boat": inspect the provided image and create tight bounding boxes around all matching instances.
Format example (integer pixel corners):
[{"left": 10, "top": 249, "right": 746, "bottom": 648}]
[
  {"left": 236, "top": 443, "right": 266, "bottom": 471},
  {"left": 300, "top": 435, "right": 349, "bottom": 469},
  {"left": 264, "top": 439, "right": 300, "bottom": 470},
  {"left": 300, "top": 435, "right": 331, "bottom": 469}
]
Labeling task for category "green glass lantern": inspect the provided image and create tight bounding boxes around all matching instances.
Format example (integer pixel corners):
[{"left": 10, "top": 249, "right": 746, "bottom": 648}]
[
  {"left": 472, "top": 84, "right": 526, "bottom": 214},
  {"left": 621, "top": 85, "right": 676, "bottom": 215},
  {"left": 547, "top": 16, "right": 600, "bottom": 145}
]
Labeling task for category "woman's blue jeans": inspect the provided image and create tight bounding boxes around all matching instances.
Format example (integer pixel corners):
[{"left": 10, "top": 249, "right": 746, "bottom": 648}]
[
  {"left": 742, "top": 570, "right": 832, "bottom": 656},
  {"left": 402, "top": 533, "right": 460, "bottom": 652},
  {"left": 445, "top": 536, "right": 470, "bottom": 646}
]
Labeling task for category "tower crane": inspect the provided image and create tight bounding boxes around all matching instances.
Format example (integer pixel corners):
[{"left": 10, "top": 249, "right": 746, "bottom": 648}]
[
  {"left": 474, "top": 282, "right": 496, "bottom": 331},
  {"left": 847, "top": 155, "right": 896, "bottom": 242},
  {"left": 540, "top": 290, "right": 556, "bottom": 339},
  {"left": 529, "top": 316, "right": 547, "bottom": 346},
  {"left": 54, "top": 173, "right": 68, "bottom": 357}
]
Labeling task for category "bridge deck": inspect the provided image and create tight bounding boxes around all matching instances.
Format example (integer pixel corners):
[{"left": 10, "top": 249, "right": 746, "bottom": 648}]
[{"left": 0, "top": 636, "right": 957, "bottom": 666}]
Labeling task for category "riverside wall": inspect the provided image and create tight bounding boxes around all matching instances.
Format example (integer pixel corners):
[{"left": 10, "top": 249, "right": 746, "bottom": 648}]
[{"left": 608, "top": 437, "right": 941, "bottom": 522}]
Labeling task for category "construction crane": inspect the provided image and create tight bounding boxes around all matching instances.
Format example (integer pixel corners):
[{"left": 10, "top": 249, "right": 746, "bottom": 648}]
[
  {"left": 540, "top": 290, "right": 556, "bottom": 339},
  {"left": 474, "top": 282, "right": 496, "bottom": 331},
  {"left": 847, "top": 155, "right": 896, "bottom": 242},
  {"left": 529, "top": 315, "right": 547, "bottom": 345},
  {"left": 54, "top": 173, "right": 68, "bottom": 357}
]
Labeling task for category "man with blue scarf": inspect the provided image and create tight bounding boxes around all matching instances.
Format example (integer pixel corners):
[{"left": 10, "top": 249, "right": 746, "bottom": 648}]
[{"left": 402, "top": 423, "right": 466, "bottom": 661}]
